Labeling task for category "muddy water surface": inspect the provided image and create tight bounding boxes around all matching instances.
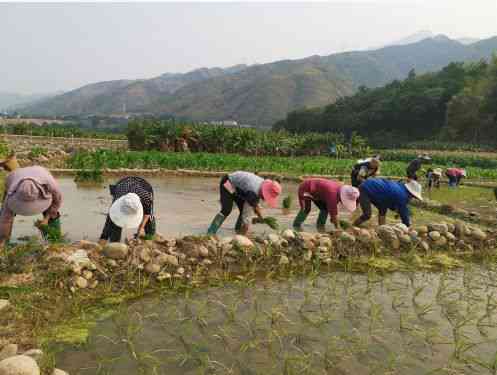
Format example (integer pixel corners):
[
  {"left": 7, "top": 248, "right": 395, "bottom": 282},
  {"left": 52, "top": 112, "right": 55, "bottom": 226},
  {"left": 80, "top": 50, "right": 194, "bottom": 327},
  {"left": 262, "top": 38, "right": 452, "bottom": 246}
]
[
  {"left": 11, "top": 176, "right": 311, "bottom": 242},
  {"left": 11, "top": 176, "right": 473, "bottom": 243},
  {"left": 57, "top": 266, "right": 497, "bottom": 374}
]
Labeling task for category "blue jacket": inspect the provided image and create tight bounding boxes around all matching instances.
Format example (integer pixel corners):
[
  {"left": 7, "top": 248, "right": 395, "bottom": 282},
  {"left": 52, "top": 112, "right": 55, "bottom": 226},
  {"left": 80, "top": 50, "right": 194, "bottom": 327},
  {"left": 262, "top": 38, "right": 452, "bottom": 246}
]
[{"left": 361, "top": 178, "right": 412, "bottom": 226}]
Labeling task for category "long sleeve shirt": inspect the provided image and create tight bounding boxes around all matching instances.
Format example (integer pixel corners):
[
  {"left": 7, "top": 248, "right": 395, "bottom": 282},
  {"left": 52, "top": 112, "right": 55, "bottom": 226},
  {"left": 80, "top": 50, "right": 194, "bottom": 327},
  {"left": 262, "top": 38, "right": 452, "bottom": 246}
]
[
  {"left": 228, "top": 171, "right": 264, "bottom": 208},
  {"left": 0, "top": 166, "right": 62, "bottom": 240},
  {"left": 298, "top": 178, "right": 342, "bottom": 217},
  {"left": 446, "top": 168, "right": 465, "bottom": 177},
  {"left": 361, "top": 178, "right": 411, "bottom": 226}
]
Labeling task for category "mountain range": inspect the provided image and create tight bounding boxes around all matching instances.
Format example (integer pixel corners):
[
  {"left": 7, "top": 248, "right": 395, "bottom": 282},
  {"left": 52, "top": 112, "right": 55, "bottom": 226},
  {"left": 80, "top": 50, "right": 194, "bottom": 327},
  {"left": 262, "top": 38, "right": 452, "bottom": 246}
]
[
  {"left": 0, "top": 92, "right": 60, "bottom": 112},
  {"left": 20, "top": 34, "right": 497, "bottom": 127}
]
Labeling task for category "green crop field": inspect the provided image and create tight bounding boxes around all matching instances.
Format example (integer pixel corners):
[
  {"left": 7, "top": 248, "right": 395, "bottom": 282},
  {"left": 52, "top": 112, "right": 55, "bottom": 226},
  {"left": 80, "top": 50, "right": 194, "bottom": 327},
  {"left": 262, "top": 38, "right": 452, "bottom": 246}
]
[{"left": 68, "top": 150, "right": 497, "bottom": 180}]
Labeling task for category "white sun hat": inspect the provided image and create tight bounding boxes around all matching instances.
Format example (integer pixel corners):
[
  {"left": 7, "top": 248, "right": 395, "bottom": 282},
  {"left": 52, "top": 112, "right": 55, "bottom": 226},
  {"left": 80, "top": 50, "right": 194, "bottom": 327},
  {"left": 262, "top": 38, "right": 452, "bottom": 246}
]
[
  {"left": 405, "top": 180, "right": 423, "bottom": 201},
  {"left": 109, "top": 193, "right": 143, "bottom": 229}
]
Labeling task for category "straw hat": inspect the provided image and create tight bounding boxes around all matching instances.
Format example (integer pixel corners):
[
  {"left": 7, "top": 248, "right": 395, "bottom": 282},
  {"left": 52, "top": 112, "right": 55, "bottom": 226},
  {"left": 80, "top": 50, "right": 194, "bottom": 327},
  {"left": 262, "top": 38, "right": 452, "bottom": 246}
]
[
  {"left": 6, "top": 179, "right": 52, "bottom": 216},
  {"left": 339, "top": 185, "right": 360, "bottom": 212},
  {"left": 0, "top": 154, "right": 19, "bottom": 172},
  {"left": 404, "top": 180, "right": 423, "bottom": 201},
  {"left": 109, "top": 193, "right": 143, "bottom": 229},
  {"left": 433, "top": 168, "right": 443, "bottom": 176},
  {"left": 260, "top": 180, "right": 282, "bottom": 208}
]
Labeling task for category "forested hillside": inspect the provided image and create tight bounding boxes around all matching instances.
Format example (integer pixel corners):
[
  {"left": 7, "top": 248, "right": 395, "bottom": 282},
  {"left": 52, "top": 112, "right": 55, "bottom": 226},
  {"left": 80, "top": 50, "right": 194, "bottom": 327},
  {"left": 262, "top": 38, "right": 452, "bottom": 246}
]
[
  {"left": 21, "top": 36, "right": 497, "bottom": 127},
  {"left": 274, "top": 56, "right": 497, "bottom": 146}
]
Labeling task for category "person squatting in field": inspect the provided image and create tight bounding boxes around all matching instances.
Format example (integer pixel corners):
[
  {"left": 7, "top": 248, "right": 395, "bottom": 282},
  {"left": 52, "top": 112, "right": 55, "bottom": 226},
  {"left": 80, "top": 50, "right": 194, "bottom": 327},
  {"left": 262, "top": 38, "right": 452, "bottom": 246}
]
[
  {"left": 0, "top": 162, "right": 63, "bottom": 247},
  {"left": 293, "top": 178, "right": 360, "bottom": 232},
  {"left": 207, "top": 171, "right": 281, "bottom": 235},
  {"left": 406, "top": 154, "right": 432, "bottom": 181},
  {"left": 353, "top": 178, "right": 423, "bottom": 227},
  {"left": 446, "top": 168, "right": 467, "bottom": 187},
  {"left": 99, "top": 176, "right": 156, "bottom": 244},
  {"left": 426, "top": 168, "right": 442, "bottom": 189},
  {"left": 350, "top": 156, "right": 381, "bottom": 187}
]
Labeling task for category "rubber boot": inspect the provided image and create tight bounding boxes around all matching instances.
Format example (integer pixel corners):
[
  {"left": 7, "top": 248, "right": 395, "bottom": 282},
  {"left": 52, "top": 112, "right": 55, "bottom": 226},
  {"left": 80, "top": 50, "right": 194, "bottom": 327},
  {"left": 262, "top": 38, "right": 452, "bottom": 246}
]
[
  {"left": 293, "top": 210, "right": 309, "bottom": 231},
  {"left": 378, "top": 215, "right": 386, "bottom": 226},
  {"left": 207, "top": 213, "right": 226, "bottom": 235},
  {"left": 353, "top": 217, "right": 367, "bottom": 227},
  {"left": 235, "top": 215, "right": 243, "bottom": 233},
  {"left": 316, "top": 209, "right": 328, "bottom": 232}
]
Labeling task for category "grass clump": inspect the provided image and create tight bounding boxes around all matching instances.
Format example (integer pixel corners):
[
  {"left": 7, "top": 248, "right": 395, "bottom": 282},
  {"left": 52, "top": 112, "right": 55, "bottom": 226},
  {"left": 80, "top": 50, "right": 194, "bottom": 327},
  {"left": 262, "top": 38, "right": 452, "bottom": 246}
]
[{"left": 74, "top": 169, "right": 104, "bottom": 184}]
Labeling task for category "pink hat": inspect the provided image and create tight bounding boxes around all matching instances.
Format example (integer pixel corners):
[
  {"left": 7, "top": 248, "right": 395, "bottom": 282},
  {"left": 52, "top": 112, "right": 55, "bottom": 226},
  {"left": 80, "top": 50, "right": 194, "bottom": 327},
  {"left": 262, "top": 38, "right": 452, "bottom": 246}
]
[
  {"left": 7, "top": 179, "right": 53, "bottom": 216},
  {"left": 339, "top": 185, "right": 360, "bottom": 212},
  {"left": 260, "top": 180, "right": 282, "bottom": 208}
]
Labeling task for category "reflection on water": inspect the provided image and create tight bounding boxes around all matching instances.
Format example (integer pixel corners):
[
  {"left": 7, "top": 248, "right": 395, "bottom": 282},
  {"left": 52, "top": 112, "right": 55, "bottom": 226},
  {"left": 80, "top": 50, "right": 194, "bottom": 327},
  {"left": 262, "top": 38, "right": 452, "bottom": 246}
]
[{"left": 57, "top": 265, "right": 497, "bottom": 374}]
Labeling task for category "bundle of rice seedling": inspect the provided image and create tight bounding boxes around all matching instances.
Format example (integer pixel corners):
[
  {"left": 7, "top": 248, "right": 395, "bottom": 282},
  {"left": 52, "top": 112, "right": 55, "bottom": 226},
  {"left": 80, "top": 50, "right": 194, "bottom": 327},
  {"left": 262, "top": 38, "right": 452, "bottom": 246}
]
[
  {"left": 263, "top": 217, "right": 279, "bottom": 230},
  {"left": 282, "top": 195, "right": 293, "bottom": 210},
  {"left": 254, "top": 216, "right": 279, "bottom": 230}
]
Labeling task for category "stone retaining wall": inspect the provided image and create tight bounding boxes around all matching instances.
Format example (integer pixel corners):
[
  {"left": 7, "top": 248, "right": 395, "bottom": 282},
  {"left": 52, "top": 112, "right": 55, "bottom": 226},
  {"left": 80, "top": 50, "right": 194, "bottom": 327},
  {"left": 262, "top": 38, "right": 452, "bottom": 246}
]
[{"left": 2, "top": 134, "right": 128, "bottom": 153}]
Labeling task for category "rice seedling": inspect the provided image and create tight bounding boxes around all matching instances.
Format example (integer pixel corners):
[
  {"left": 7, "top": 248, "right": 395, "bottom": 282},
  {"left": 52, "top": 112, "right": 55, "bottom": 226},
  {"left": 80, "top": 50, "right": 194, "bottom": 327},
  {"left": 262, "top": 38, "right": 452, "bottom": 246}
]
[
  {"left": 74, "top": 168, "right": 104, "bottom": 184},
  {"left": 282, "top": 195, "right": 293, "bottom": 210}
]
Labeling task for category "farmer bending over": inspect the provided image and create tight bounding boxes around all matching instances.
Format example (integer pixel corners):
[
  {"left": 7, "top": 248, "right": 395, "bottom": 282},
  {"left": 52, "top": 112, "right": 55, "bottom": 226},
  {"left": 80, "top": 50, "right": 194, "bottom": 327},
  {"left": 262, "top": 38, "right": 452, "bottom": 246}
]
[
  {"left": 353, "top": 178, "right": 422, "bottom": 227},
  {"left": 99, "top": 176, "right": 156, "bottom": 244},
  {"left": 350, "top": 156, "right": 381, "bottom": 187},
  {"left": 446, "top": 168, "right": 466, "bottom": 187},
  {"left": 207, "top": 171, "right": 281, "bottom": 235},
  {"left": 406, "top": 154, "right": 431, "bottom": 181},
  {"left": 0, "top": 165, "right": 62, "bottom": 247},
  {"left": 426, "top": 168, "right": 442, "bottom": 189},
  {"left": 293, "top": 178, "right": 359, "bottom": 232}
]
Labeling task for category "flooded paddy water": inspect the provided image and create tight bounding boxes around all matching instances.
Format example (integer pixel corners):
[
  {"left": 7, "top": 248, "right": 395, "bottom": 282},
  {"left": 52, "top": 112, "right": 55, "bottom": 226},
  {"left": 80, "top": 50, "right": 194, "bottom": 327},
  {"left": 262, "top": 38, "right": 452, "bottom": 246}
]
[
  {"left": 12, "top": 176, "right": 303, "bottom": 242},
  {"left": 11, "top": 176, "right": 466, "bottom": 243},
  {"left": 10, "top": 176, "right": 497, "bottom": 374},
  {"left": 426, "top": 185, "right": 497, "bottom": 219},
  {"left": 57, "top": 266, "right": 497, "bottom": 374}
]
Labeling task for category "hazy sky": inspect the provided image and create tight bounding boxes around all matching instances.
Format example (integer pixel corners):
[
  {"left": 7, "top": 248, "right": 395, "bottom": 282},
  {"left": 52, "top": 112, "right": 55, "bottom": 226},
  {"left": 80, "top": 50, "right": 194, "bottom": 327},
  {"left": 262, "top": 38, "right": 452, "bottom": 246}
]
[{"left": 2, "top": 1, "right": 496, "bottom": 94}]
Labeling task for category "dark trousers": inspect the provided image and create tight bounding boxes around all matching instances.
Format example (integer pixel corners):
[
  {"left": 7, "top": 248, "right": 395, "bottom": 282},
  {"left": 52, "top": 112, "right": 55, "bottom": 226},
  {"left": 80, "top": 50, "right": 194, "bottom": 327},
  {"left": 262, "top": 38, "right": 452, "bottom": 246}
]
[
  {"left": 447, "top": 175, "right": 461, "bottom": 187},
  {"left": 219, "top": 175, "right": 245, "bottom": 228},
  {"left": 100, "top": 214, "right": 156, "bottom": 242}
]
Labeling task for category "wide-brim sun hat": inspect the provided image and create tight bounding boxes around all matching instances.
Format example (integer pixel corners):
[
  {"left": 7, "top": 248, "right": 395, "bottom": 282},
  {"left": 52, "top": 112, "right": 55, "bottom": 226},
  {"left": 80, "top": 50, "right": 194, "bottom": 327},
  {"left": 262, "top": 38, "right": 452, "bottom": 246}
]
[
  {"left": 0, "top": 154, "right": 19, "bottom": 171},
  {"left": 340, "top": 185, "right": 360, "bottom": 212},
  {"left": 261, "top": 180, "right": 282, "bottom": 208},
  {"left": 433, "top": 168, "right": 443, "bottom": 176},
  {"left": 109, "top": 193, "right": 143, "bottom": 229},
  {"left": 405, "top": 180, "right": 423, "bottom": 201},
  {"left": 7, "top": 179, "right": 52, "bottom": 216}
]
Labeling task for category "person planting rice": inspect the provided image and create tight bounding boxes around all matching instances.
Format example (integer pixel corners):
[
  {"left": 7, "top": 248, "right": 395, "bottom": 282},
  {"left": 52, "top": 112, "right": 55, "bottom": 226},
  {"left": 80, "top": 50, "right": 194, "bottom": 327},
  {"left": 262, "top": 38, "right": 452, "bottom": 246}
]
[
  {"left": 207, "top": 171, "right": 281, "bottom": 235},
  {"left": 0, "top": 165, "right": 63, "bottom": 247},
  {"left": 406, "top": 154, "right": 431, "bottom": 181},
  {"left": 293, "top": 178, "right": 360, "bottom": 232},
  {"left": 446, "top": 168, "right": 467, "bottom": 187},
  {"left": 99, "top": 176, "right": 156, "bottom": 244},
  {"left": 353, "top": 178, "right": 422, "bottom": 227},
  {"left": 426, "top": 168, "right": 442, "bottom": 189},
  {"left": 350, "top": 156, "right": 381, "bottom": 187}
]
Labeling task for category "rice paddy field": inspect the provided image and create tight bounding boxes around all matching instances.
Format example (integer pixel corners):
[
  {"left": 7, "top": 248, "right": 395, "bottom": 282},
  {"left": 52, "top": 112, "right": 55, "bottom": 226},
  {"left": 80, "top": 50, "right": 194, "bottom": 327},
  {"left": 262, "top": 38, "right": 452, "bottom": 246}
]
[
  {"left": 56, "top": 266, "right": 497, "bottom": 375},
  {"left": 6, "top": 136, "right": 497, "bottom": 375}
]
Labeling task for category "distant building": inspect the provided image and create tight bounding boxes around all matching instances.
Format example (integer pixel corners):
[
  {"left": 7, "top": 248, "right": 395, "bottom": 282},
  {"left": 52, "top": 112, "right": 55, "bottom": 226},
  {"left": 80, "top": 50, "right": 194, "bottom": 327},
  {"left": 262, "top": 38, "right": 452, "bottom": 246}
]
[{"left": 209, "top": 120, "right": 239, "bottom": 127}]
